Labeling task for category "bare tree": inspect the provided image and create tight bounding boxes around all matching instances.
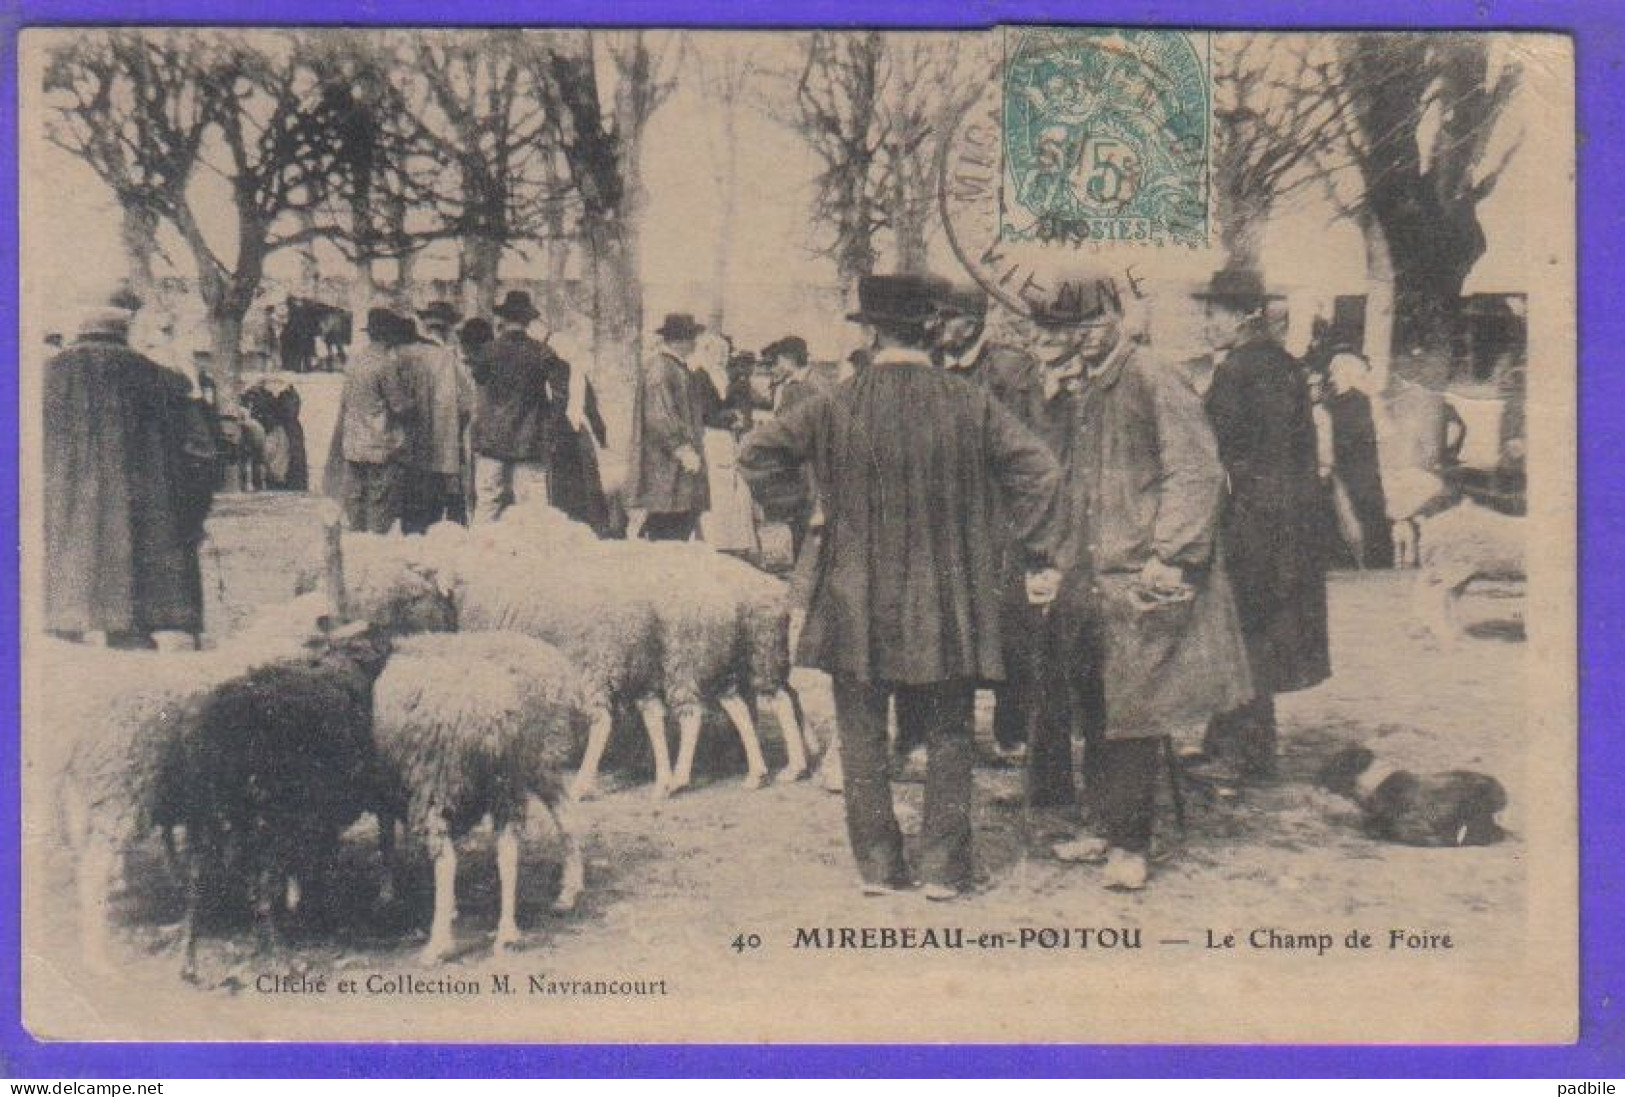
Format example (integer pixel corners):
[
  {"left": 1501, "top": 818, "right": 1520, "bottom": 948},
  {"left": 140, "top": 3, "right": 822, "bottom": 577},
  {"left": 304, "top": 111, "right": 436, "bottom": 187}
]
[
  {"left": 530, "top": 30, "right": 682, "bottom": 382},
  {"left": 770, "top": 32, "right": 975, "bottom": 292},
  {"left": 688, "top": 36, "right": 759, "bottom": 329},
  {"left": 1335, "top": 33, "right": 1523, "bottom": 380},
  {"left": 777, "top": 31, "right": 885, "bottom": 291},
  {"left": 398, "top": 30, "right": 567, "bottom": 315},
  {"left": 1210, "top": 35, "right": 1345, "bottom": 272},
  {"left": 44, "top": 31, "right": 211, "bottom": 304},
  {"left": 49, "top": 30, "right": 364, "bottom": 386}
]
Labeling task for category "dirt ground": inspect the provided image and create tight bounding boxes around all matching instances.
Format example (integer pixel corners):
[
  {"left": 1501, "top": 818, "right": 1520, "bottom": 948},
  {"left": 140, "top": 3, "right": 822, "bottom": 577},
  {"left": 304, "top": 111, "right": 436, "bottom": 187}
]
[{"left": 22, "top": 489, "right": 1544, "bottom": 1043}]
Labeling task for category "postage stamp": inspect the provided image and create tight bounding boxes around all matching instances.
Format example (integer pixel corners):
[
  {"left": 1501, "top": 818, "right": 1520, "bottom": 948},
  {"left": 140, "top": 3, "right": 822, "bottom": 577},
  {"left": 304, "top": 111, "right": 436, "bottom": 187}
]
[{"left": 998, "top": 27, "right": 1211, "bottom": 247}]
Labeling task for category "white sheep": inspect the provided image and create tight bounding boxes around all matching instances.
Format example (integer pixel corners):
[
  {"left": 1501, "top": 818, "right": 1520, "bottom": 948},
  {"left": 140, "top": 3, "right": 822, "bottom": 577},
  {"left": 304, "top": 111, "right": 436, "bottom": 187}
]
[
  {"left": 372, "top": 631, "right": 592, "bottom": 961},
  {"left": 450, "top": 545, "right": 673, "bottom": 801}
]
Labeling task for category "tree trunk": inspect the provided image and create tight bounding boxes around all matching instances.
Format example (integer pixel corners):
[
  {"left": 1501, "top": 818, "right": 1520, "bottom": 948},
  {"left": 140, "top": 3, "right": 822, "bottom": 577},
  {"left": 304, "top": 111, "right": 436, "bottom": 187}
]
[
  {"left": 119, "top": 203, "right": 162, "bottom": 306},
  {"left": 586, "top": 217, "right": 639, "bottom": 387},
  {"left": 296, "top": 210, "right": 321, "bottom": 295},
  {"left": 205, "top": 308, "right": 246, "bottom": 399},
  {"left": 709, "top": 100, "right": 739, "bottom": 330},
  {"left": 396, "top": 247, "right": 419, "bottom": 310},
  {"left": 349, "top": 256, "right": 379, "bottom": 319},
  {"left": 1358, "top": 211, "right": 1396, "bottom": 377},
  {"left": 893, "top": 213, "right": 929, "bottom": 275},
  {"left": 1217, "top": 189, "right": 1271, "bottom": 274},
  {"left": 460, "top": 235, "right": 502, "bottom": 317}
]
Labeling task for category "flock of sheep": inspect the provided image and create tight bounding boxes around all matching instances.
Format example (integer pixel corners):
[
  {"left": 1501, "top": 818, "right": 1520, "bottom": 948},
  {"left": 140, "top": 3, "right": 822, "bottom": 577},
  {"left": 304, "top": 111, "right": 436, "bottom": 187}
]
[{"left": 40, "top": 505, "right": 817, "bottom": 981}]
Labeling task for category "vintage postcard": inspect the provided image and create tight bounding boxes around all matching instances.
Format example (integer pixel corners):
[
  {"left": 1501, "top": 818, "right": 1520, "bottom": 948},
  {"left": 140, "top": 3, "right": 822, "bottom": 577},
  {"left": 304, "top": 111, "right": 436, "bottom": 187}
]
[{"left": 15, "top": 25, "right": 1576, "bottom": 1044}]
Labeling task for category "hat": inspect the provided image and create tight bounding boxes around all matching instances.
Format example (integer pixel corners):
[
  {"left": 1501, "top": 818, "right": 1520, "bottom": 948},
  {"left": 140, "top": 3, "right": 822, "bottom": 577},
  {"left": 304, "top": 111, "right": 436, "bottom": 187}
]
[
  {"left": 655, "top": 312, "right": 706, "bottom": 341},
  {"left": 761, "top": 335, "right": 809, "bottom": 365},
  {"left": 417, "top": 300, "right": 461, "bottom": 327},
  {"left": 458, "top": 317, "right": 494, "bottom": 347},
  {"left": 1030, "top": 278, "right": 1124, "bottom": 328},
  {"left": 1191, "top": 268, "right": 1283, "bottom": 308},
  {"left": 933, "top": 281, "right": 989, "bottom": 319},
  {"left": 845, "top": 274, "right": 946, "bottom": 325},
  {"left": 74, "top": 283, "right": 144, "bottom": 339},
  {"left": 366, "top": 307, "right": 407, "bottom": 342},
  {"left": 493, "top": 290, "right": 541, "bottom": 323},
  {"left": 75, "top": 307, "right": 135, "bottom": 340}
]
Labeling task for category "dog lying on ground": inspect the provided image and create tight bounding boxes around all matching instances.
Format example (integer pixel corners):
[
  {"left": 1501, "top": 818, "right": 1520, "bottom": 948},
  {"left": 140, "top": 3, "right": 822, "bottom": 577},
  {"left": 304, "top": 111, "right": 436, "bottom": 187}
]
[{"left": 1317, "top": 746, "right": 1507, "bottom": 847}]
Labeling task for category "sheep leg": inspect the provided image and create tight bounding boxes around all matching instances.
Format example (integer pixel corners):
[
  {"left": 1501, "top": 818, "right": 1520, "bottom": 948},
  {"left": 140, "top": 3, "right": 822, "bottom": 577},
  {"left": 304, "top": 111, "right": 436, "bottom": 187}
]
[
  {"left": 180, "top": 841, "right": 205, "bottom": 985},
  {"left": 493, "top": 822, "right": 523, "bottom": 953},
  {"left": 669, "top": 703, "right": 701, "bottom": 794},
  {"left": 542, "top": 798, "right": 585, "bottom": 914},
  {"left": 767, "top": 689, "right": 811, "bottom": 782},
  {"left": 638, "top": 696, "right": 675, "bottom": 798},
  {"left": 568, "top": 704, "right": 615, "bottom": 802},
  {"left": 253, "top": 865, "right": 282, "bottom": 959},
  {"left": 718, "top": 692, "right": 771, "bottom": 789},
  {"left": 421, "top": 826, "right": 458, "bottom": 963},
  {"left": 377, "top": 815, "right": 398, "bottom": 907},
  {"left": 75, "top": 833, "right": 118, "bottom": 976}
]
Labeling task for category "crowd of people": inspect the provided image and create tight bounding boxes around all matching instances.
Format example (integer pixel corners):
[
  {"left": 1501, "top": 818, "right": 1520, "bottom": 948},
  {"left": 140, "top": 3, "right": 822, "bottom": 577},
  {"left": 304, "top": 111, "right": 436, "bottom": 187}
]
[{"left": 40, "top": 261, "right": 1485, "bottom": 898}]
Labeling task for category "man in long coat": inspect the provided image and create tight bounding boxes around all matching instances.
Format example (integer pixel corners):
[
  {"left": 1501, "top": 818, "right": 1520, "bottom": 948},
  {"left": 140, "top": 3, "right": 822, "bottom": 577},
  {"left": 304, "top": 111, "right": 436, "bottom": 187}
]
[
  {"left": 470, "top": 290, "right": 570, "bottom": 524},
  {"left": 1198, "top": 269, "right": 1331, "bottom": 782},
  {"left": 44, "top": 288, "right": 217, "bottom": 647},
  {"left": 738, "top": 274, "right": 1065, "bottom": 899},
  {"left": 339, "top": 308, "right": 417, "bottom": 534},
  {"left": 1046, "top": 278, "right": 1254, "bottom": 889},
  {"left": 931, "top": 282, "right": 1054, "bottom": 763},
  {"left": 628, "top": 313, "right": 710, "bottom": 541},
  {"left": 400, "top": 301, "right": 475, "bottom": 532}
]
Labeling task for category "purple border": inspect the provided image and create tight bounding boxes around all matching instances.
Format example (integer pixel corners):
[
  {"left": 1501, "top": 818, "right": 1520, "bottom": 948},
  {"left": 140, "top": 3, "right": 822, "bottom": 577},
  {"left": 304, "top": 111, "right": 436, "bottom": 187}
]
[{"left": 2, "top": 0, "right": 1619, "bottom": 1078}]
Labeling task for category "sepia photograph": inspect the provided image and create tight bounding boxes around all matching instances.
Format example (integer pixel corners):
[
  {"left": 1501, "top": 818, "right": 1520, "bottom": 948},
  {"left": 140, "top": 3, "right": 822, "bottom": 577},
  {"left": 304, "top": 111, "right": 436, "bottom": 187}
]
[{"left": 14, "top": 24, "right": 1577, "bottom": 1045}]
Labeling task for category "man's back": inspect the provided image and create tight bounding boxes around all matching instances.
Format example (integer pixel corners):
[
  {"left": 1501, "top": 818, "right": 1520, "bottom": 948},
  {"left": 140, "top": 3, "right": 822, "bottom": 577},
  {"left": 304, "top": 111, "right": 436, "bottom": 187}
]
[
  {"left": 472, "top": 331, "right": 562, "bottom": 462},
  {"left": 740, "top": 349, "right": 1061, "bottom": 683},
  {"left": 399, "top": 341, "right": 472, "bottom": 475},
  {"left": 44, "top": 338, "right": 214, "bottom": 634},
  {"left": 341, "top": 343, "right": 411, "bottom": 464}
]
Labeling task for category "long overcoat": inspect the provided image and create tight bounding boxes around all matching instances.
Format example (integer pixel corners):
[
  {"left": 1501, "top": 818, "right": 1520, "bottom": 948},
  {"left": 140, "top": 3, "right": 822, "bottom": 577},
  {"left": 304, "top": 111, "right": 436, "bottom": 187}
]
[
  {"left": 627, "top": 349, "right": 709, "bottom": 515},
  {"left": 1206, "top": 334, "right": 1332, "bottom": 695},
  {"left": 737, "top": 348, "right": 1064, "bottom": 685},
  {"left": 43, "top": 336, "right": 217, "bottom": 635},
  {"left": 1059, "top": 345, "right": 1254, "bottom": 738}
]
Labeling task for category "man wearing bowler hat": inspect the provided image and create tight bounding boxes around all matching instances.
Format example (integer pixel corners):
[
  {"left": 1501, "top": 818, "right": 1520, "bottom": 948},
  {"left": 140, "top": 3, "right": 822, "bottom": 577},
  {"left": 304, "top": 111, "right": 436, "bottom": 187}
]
[
  {"left": 629, "top": 312, "right": 711, "bottom": 541},
  {"left": 739, "top": 274, "right": 1065, "bottom": 899},
  {"left": 470, "top": 290, "right": 571, "bottom": 524},
  {"left": 1195, "top": 268, "right": 1331, "bottom": 786},
  {"left": 1039, "top": 272, "right": 1254, "bottom": 888}
]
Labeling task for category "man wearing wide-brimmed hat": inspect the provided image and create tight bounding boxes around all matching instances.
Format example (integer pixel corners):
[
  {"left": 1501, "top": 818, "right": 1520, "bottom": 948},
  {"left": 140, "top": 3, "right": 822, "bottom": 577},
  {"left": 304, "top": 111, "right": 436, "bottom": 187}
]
[
  {"left": 628, "top": 312, "right": 711, "bottom": 540},
  {"left": 337, "top": 307, "right": 418, "bottom": 533},
  {"left": 1194, "top": 268, "right": 1330, "bottom": 786},
  {"left": 43, "top": 283, "right": 217, "bottom": 648},
  {"left": 1034, "top": 269, "right": 1255, "bottom": 890},
  {"left": 739, "top": 273, "right": 1065, "bottom": 900},
  {"left": 398, "top": 300, "right": 476, "bottom": 532},
  {"left": 469, "top": 290, "right": 571, "bottom": 524}
]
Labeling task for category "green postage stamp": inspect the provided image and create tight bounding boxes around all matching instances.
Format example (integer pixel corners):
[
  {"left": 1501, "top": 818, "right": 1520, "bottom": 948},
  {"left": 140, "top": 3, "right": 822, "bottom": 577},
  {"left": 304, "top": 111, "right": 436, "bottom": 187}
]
[{"left": 999, "top": 27, "right": 1211, "bottom": 246}]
